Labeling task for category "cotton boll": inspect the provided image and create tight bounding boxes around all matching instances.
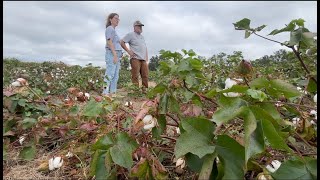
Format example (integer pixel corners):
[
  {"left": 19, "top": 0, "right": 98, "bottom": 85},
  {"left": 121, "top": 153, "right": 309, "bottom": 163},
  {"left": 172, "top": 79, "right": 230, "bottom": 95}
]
[
  {"left": 314, "top": 94, "right": 317, "bottom": 103},
  {"left": 176, "top": 158, "right": 185, "bottom": 169},
  {"left": 176, "top": 127, "right": 180, "bottom": 134},
  {"left": 49, "top": 156, "right": 63, "bottom": 170},
  {"left": 310, "top": 110, "right": 317, "bottom": 115},
  {"left": 223, "top": 92, "right": 240, "bottom": 97},
  {"left": 11, "top": 81, "right": 22, "bottom": 87},
  {"left": 142, "top": 115, "right": 153, "bottom": 124},
  {"left": 265, "top": 160, "right": 281, "bottom": 173},
  {"left": 143, "top": 120, "right": 155, "bottom": 130},
  {"left": 85, "top": 93, "right": 90, "bottom": 99},
  {"left": 19, "top": 136, "right": 26, "bottom": 145},
  {"left": 66, "top": 151, "right": 73, "bottom": 158},
  {"left": 224, "top": 78, "right": 237, "bottom": 89}
]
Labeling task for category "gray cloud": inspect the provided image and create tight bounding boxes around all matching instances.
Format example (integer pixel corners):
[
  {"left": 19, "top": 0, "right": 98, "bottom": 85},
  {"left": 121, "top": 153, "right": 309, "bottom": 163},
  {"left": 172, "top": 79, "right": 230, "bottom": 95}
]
[{"left": 3, "top": 1, "right": 317, "bottom": 67}]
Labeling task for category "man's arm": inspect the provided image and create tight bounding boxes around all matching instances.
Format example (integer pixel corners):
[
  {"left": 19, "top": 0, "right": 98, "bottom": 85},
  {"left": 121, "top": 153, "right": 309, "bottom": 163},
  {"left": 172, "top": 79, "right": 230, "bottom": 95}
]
[{"left": 120, "top": 39, "right": 135, "bottom": 58}]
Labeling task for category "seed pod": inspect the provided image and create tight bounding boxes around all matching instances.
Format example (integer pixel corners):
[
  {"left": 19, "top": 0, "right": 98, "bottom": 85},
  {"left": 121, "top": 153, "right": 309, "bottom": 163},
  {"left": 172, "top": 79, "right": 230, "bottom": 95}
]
[{"left": 237, "top": 60, "right": 253, "bottom": 76}]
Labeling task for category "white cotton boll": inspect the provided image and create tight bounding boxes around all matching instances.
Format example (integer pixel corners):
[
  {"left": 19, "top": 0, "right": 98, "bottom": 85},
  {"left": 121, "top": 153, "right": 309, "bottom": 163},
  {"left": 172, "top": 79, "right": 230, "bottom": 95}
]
[
  {"left": 176, "top": 127, "right": 180, "bottom": 134},
  {"left": 127, "top": 66, "right": 132, "bottom": 70},
  {"left": 125, "top": 101, "right": 132, "bottom": 107},
  {"left": 224, "top": 78, "right": 237, "bottom": 89},
  {"left": 11, "top": 81, "right": 22, "bottom": 87},
  {"left": 216, "top": 157, "right": 220, "bottom": 163},
  {"left": 49, "top": 158, "right": 55, "bottom": 171},
  {"left": 310, "top": 120, "right": 316, "bottom": 125},
  {"left": 314, "top": 94, "right": 317, "bottom": 103},
  {"left": 142, "top": 115, "right": 153, "bottom": 124},
  {"left": 53, "top": 157, "right": 63, "bottom": 169},
  {"left": 143, "top": 120, "right": 155, "bottom": 130},
  {"left": 64, "top": 98, "right": 69, "bottom": 102},
  {"left": 96, "top": 80, "right": 99, "bottom": 83},
  {"left": 66, "top": 151, "right": 73, "bottom": 158},
  {"left": 22, "top": 70, "right": 26, "bottom": 73},
  {"left": 310, "top": 110, "right": 317, "bottom": 115},
  {"left": 265, "top": 160, "right": 281, "bottom": 173},
  {"left": 19, "top": 136, "right": 26, "bottom": 145},
  {"left": 46, "top": 91, "right": 51, "bottom": 94},
  {"left": 176, "top": 158, "right": 185, "bottom": 168},
  {"left": 223, "top": 92, "right": 240, "bottom": 97},
  {"left": 85, "top": 93, "right": 90, "bottom": 99},
  {"left": 297, "top": 87, "right": 302, "bottom": 91},
  {"left": 292, "top": 117, "right": 300, "bottom": 122}
]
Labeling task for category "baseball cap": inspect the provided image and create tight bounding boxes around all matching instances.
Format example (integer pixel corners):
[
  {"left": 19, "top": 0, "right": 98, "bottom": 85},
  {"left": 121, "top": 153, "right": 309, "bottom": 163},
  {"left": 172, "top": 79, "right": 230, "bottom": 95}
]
[{"left": 133, "top": 20, "right": 144, "bottom": 26}]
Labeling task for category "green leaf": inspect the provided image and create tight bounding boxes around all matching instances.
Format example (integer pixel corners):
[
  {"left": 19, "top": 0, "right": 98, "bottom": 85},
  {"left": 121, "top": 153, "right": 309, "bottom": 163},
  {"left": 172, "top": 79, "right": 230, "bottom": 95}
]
[
  {"left": 22, "top": 118, "right": 37, "bottom": 130},
  {"left": 168, "top": 95, "right": 180, "bottom": 113},
  {"left": 249, "top": 77, "right": 269, "bottom": 89},
  {"left": 82, "top": 99, "right": 103, "bottom": 117},
  {"left": 19, "top": 145, "right": 36, "bottom": 160},
  {"left": 189, "top": 59, "right": 203, "bottom": 70},
  {"left": 245, "top": 30, "right": 251, "bottom": 38},
  {"left": 70, "top": 105, "right": 80, "bottom": 116},
  {"left": 159, "top": 61, "right": 171, "bottom": 76},
  {"left": 246, "top": 89, "right": 267, "bottom": 102},
  {"left": 255, "top": 25, "right": 267, "bottom": 32},
  {"left": 306, "top": 77, "right": 317, "bottom": 93},
  {"left": 91, "top": 133, "right": 114, "bottom": 151},
  {"left": 148, "top": 83, "right": 167, "bottom": 97},
  {"left": 256, "top": 103, "right": 282, "bottom": 121},
  {"left": 185, "top": 153, "right": 204, "bottom": 173},
  {"left": 211, "top": 97, "right": 247, "bottom": 126},
  {"left": 187, "top": 49, "right": 196, "bottom": 57},
  {"left": 109, "top": 132, "right": 138, "bottom": 169},
  {"left": 152, "top": 114, "right": 166, "bottom": 138},
  {"left": 233, "top": 18, "right": 251, "bottom": 30},
  {"left": 261, "top": 117, "right": 291, "bottom": 152},
  {"left": 18, "top": 99, "right": 27, "bottom": 107},
  {"left": 269, "top": 79, "right": 301, "bottom": 98},
  {"left": 205, "top": 89, "right": 218, "bottom": 98},
  {"left": 130, "top": 158, "right": 152, "bottom": 179},
  {"left": 215, "top": 135, "right": 245, "bottom": 179},
  {"left": 199, "top": 152, "right": 217, "bottom": 180},
  {"left": 242, "top": 108, "right": 264, "bottom": 168},
  {"left": 175, "top": 117, "right": 215, "bottom": 158},
  {"left": 89, "top": 150, "right": 109, "bottom": 179},
  {"left": 159, "top": 93, "right": 168, "bottom": 114},
  {"left": 269, "top": 22, "right": 296, "bottom": 35},
  {"left": 250, "top": 106, "right": 280, "bottom": 129},
  {"left": 271, "top": 159, "right": 316, "bottom": 180}
]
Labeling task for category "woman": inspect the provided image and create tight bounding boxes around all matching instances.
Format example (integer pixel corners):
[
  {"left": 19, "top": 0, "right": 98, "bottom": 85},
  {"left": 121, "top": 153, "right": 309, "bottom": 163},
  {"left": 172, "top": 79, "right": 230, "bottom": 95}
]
[{"left": 103, "top": 13, "right": 122, "bottom": 97}]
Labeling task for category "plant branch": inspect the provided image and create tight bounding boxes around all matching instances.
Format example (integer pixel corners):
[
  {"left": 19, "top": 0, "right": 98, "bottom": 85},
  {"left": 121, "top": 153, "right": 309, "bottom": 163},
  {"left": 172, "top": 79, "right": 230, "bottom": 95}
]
[
  {"left": 183, "top": 80, "right": 218, "bottom": 106},
  {"left": 253, "top": 32, "right": 287, "bottom": 46},
  {"left": 291, "top": 46, "right": 317, "bottom": 84},
  {"left": 166, "top": 113, "right": 179, "bottom": 125},
  {"left": 255, "top": 101, "right": 315, "bottom": 109}
]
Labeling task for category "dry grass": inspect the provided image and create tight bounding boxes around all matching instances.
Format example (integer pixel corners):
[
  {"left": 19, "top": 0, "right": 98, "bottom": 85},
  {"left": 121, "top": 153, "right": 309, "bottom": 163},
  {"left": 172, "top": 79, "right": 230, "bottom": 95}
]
[{"left": 3, "top": 147, "right": 68, "bottom": 180}]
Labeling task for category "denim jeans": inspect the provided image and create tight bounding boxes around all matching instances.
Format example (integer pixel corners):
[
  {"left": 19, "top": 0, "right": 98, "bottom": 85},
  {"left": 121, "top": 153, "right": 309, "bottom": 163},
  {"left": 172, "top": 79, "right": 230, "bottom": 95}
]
[{"left": 103, "top": 50, "right": 122, "bottom": 95}]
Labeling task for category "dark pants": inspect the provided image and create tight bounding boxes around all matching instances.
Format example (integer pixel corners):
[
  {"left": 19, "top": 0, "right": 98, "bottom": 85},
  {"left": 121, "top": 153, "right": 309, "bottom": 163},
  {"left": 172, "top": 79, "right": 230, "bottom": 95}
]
[{"left": 130, "top": 58, "right": 148, "bottom": 89}]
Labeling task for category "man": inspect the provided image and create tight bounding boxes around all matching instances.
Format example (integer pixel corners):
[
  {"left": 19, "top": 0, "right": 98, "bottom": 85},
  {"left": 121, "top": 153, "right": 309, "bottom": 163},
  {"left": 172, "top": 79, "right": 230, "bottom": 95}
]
[{"left": 120, "top": 20, "right": 148, "bottom": 93}]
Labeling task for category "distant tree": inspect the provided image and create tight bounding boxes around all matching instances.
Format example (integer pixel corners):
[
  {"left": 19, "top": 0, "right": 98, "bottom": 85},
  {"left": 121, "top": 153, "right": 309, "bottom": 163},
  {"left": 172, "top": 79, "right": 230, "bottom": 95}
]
[{"left": 149, "top": 55, "right": 161, "bottom": 71}]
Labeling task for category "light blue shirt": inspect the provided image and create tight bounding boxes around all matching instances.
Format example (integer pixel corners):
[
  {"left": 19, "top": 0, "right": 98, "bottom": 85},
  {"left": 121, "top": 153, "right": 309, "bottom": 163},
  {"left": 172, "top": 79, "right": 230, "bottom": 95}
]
[
  {"left": 105, "top": 26, "right": 122, "bottom": 51},
  {"left": 122, "top": 32, "right": 147, "bottom": 60}
]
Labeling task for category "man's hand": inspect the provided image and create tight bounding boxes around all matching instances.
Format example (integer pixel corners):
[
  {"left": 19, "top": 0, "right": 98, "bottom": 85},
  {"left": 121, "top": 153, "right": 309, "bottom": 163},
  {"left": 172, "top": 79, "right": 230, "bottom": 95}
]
[{"left": 128, "top": 50, "right": 135, "bottom": 58}]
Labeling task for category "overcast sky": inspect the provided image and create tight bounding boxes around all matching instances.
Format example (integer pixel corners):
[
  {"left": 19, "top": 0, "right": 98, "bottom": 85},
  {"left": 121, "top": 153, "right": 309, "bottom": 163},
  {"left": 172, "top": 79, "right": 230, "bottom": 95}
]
[{"left": 3, "top": 1, "right": 317, "bottom": 67}]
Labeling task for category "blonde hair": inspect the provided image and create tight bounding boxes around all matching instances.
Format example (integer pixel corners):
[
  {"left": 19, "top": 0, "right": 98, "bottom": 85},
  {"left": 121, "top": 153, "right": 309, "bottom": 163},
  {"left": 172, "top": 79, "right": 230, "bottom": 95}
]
[{"left": 106, "top": 13, "right": 119, "bottom": 28}]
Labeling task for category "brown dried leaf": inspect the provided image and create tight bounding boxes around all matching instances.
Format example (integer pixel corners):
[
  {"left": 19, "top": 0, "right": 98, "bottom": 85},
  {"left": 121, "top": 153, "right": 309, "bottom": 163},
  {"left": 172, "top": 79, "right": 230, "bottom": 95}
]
[
  {"left": 79, "top": 123, "right": 98, "bottom": 131},
  {"left": 134, "top": 108, "right": 149, "bottom": 124}
]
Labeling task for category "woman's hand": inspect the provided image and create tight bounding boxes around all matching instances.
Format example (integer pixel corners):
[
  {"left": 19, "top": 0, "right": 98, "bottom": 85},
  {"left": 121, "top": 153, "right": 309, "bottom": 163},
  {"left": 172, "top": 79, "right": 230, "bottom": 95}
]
[{"left": 113, "top": 55, "right": 118, "bottom": 64}]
